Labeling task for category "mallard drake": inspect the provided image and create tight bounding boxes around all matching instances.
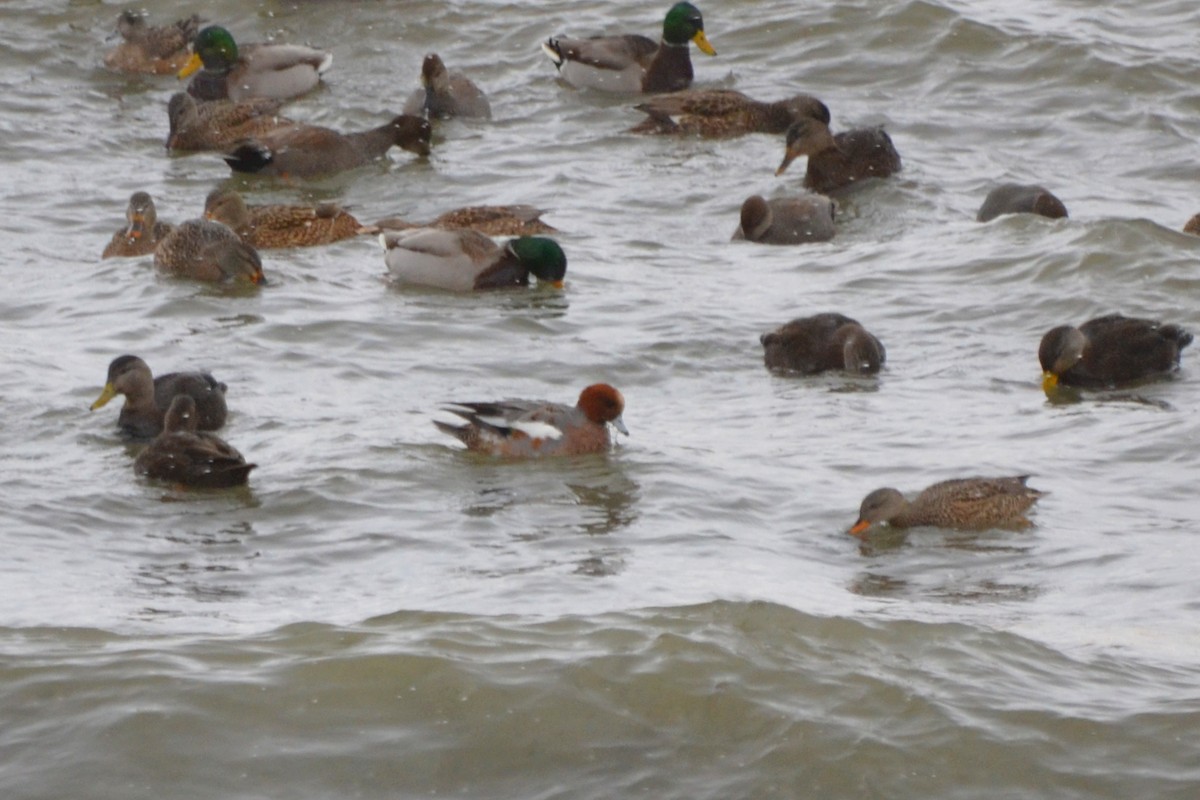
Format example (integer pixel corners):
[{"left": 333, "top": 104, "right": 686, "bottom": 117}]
[
  {"left": 103, "top": 10, "right": 200, "bottom": 75},
  {"left": 90, "top": 355, "right": 227, "bottom": 439},
  {"left": 153, "top": 219, "right": 263, "bottom": 284},
  {"left": 402, "top": 53, "right": 491, "bottom": 119},
  {"left": 776, "top": 117, "right": 902, "bottom": 194},
  {"left": 732, "top": 194, "right": 835, "bottom": 244},
  {"left": 629, "top": 89, "right": 828, "bottom": 137},
  {"left": 203, "top": 189, "right": 363, "bottom": 249},
  {"left": 542, "top": 2, "right": 716, "bottom": 94},
  {"left": 436, "top": 384, "right": 628, "bottom": 457},
  {"left": 165, "top": 92, "right": 294, "bottom": 152},
  {"left": 222, "top": 115, "right": 431, "bottom": 179},
  {"left": 850, "top": 476, "right": 1043, "bottom": 537},
  {"left": 1039, "top": 314, "right": 1192, "bottom": 390},
  {"left": 102, "top": 192, "right": 175, "bottom": 259},
  {"left": 134, "top": 396, "right": 255, "bottom": 488},
  {"left": 760, "top": 313, "right": 884, "bottom": 374},
  {"left": 179, "top": 25, "right": 332, "bottom": 102},
  {"left": 380, "top": 229, "right": 566, "bottom": 291},
  {"left": 373, "top": 205, "right": 556, "bottom": 237},
  {"left": 977, "top": 183, "right": 1068, "bottom": 222}
]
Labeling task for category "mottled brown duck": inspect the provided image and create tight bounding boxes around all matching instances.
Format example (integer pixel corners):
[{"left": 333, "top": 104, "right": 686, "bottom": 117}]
[
  {"left": 850, "top": 476, "right": 1043, "bottom": 537},
  {"left": 103, "top": 10, "right": 199, "bottom": 75},
  {"left": 134, "top": 396, "right": 255, "bottom": 488},
  {"left": 204, "top": 189, "right": 363, "bottom": 249},
  {"left": 102, "top": 192, "right": 174, "bottom": 259},
  {"left": 776, "top": 117, "right": 901, "bottom": 195},
  {"left": 90, "top": 355, "right": 227, "bottom": 440},
  {"left": 1039, "top": 314, "right": 1192, "bottom": 390},
  {"left": 402, "top": 53, "right": 491, "bottom": 119},
  {"left": 153, "top": 219, "right": 263, "bottom": 284},
  {"left": 760, "top": 313, "right": 884, "bottom": 374},
  {"left": 165, "top": 92, "right": 294, "bottom": 152},
  {"left": 373, "top": 205, "right": 557, "bottom": 237},
  {"left": 630, "top": 89, "right": 828, "bottom": 137}
]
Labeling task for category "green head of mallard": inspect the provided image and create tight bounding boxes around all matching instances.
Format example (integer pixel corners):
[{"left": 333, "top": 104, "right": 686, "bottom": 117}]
[
  {"left": 507, "top": 237, "right": 567, "bottom": 287},
  {"left": 178, "top": 25, "right": 238, "bottom": 78},
  {"left": 663, "top": 2, "right": 716, "bottom": 54}
]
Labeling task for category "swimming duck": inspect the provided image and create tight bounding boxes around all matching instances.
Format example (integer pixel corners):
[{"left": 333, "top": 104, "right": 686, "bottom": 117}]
[
  {"left": 1039, "top": 314, "right": 1192, "bottom": 390},
  {"left": 90, "top": 355, "right": 227, "bottom": 439},
  {"left": 542, "top": 2, "right": 716, "bottom": 94},
  {"left": 732, "top": 194, "right": 836, "bottom": 244},
  {"left": 179, "top": 25, "right": 332, "bottom": 102},
  {"left": 977, "top": 183, "right": 1068, "bottom": 222},
  {"left": 134, "top": 396, "right": 255, "bottom": 488},
  {"left": 222, "top": 115, "right": 432, "bottom": 179},
  {"left": 103, "top": 10, "right": 200, "bottom": 75},
  {"left": 760, "top": 313, "right": 885, "bottom": 374},
  {"left": 373, "top": 205, "right": 557, "bottom": 237},
  {"left": 153, "top": 219, "right": 264, "bottom": 284},
  {"left": 436, "top": 383, "right": 628, "bottom": 457},
  {"left": 1182, "top": 215, "right": 1200, "bottom": 235},
  {"left": 102, "top": 192, "right": 175, "bottom": 259},
  {"left": 776, "top": 117, "right": 902, "bottom": 194},
  {"left": 629, "top": 89, "right": 828, "bottom": 137},
  {"left": 850, "top": 476, "right": 1043, "bottom": 537},
  {"left": 203, "top": 189, "right": 363, "bottom": 249},
  {"left": 380, "top": 229, "right": 566, "bottom": 291},
  {"left": 402, "top": 53, "right": 491, "bottom": 119},
  {"left": 165, "top": 92, "right": 294, "bottom": 152}
]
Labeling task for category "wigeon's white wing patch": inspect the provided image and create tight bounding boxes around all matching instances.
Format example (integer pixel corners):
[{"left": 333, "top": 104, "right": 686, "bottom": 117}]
[{"left": 507, "top": 419, "right": 563, "bottom": 440}]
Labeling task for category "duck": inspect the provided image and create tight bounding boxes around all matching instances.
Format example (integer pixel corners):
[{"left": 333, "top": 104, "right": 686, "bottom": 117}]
[
  {"left": 1182, "top": 215, "right": 1200, "bottom": 235},
  {"left": 977, "top": 183, "right": 1068, "bottom": 222},
  {"left": 402, "top": 53, "right": 491, "bottom": 119},
  {"left": 760, "top": 313, "right": 885, "bottom": 374},
  {"left": 134, "top": 396, "right": 255, "bottom": 488},
  {"left": 90, "top": 355, "right": 227, "bottom": 440},
  {"left": 732, "top": 194, "right": 836, "bottom": 244},
  {"left": 1039, "top": 314, "right": 1193, "bottom": 390},
  {"left": 629, "top": 89, "right": 828, "bottom": 137},
  {"left": 153, "top": 219, "right": 264, "bottom": 284},
  {"left": 380, "top": 229, "right": 566, "bottom": 291},
  {"left": 222, "top": 115, "right": 432, "bottom": 179},
  {"left": 179, "top": 25, "right": 332, "bottom": 102},
  {"left": 103, "top": 10, "right": 200, "bottom": 75},
  {"left": 372, "top": 205, "right": 557, "bottom": 237},
  {"left": 436, "top": 383, "right": 628, "bottom": 457},
  {"left": 775, "top": 117, "right": 902, "bottom": 194},
  {"left": 165, "top": 92, "right": 295, "bottom": 152},
  {"left": 849, "top": 476, "right": 1043, "bottom": 537},
  {"left": 542, "top": 2, "right": 716, "bottom": 94},
  {"left": 203, "top": 189, "right": 363, "bottom": 249},
  {"left": 102, "top": 192, "right": 175, "bottom": 259}
]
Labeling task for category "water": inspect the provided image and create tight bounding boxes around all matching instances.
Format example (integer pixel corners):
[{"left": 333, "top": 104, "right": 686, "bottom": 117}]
[{"left": 2, "top": 1, "right": 1199, "bottom": 797}]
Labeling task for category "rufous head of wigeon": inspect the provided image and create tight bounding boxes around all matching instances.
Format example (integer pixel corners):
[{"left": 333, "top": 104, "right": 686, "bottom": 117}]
[{"left": 577, "top": 383, "right": 628, "bottom": 435}]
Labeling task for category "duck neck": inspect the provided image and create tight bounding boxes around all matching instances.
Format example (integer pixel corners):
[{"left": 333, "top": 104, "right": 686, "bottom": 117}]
[{"left": 642, "top": 41, "right": 692, "bottom": 93}]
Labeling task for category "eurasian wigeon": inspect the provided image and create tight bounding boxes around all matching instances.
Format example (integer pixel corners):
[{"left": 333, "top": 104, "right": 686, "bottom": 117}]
[
  {"left": 776, "top": 117, "right": 901, "bottom": 195},
  {"left": 380, "top": 229, "right": 566, "bottom": 291},
  {"left": 850, "top": 476, "right": 1043, "bottom": 538},
  {"left": 1039, "top": 314, "right": 1192, "bottom": 391}
]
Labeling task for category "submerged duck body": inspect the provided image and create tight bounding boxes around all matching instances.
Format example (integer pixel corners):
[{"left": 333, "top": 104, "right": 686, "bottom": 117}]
[
  {"left": 850, "top": 476, "right": 1043, "bottom": 537},
  {"left": 134, "top": 396, "right": 255, "bottom": 488},
  {"left": 180, "top": 25, "right": 332, "bottom": 102},
  {"left": 402, "top": 53, "right": 491, "bottom": 119},
  {"left": 381, "top": 229, "right": 566, "bottom": 291},
  {"left": 204, "top": 189, "right": 363, "bottom": 249},
  {"left": 373, "top": 205, "right": 556, "bottom": 237},
  {"left": 102, "top": 192, "right": 175, "bottom": 258},
  {"left": 1039, "top": 314, "right": 1192, "bottom": 389},
  {"left": 90, "top": 355, "right": 227, "bottom": 440},
  {"left": 760, "top": 313, "right": 884, "bottom": 374},
  {"left": 630, "top": 89, "right": 828, "bottom": 137},
  {"left": 153, "top": 219, "right": 263, "bottom": 284},
  {"left": 104, "top": 10, "right": 200, "bottom": 75},
  {"left": 977, "top": 183, "right": 1068, "bottom": 222},
  {"left": 733, "top": 194, "right": 836, "bottom": 244},
  {"left": 776, "top": 117, "right": 901, "bottom": 195}
]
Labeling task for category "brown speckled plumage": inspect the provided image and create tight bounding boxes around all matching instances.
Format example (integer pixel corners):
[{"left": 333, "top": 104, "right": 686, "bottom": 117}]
[{"left": 850, "top": 476, "right": 1043, "bottom": 536}]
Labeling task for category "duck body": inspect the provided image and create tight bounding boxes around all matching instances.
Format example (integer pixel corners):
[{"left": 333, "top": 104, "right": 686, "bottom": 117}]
[
  {"left": 777, "top": 118, "right": 901, "bottom": 194},
  {"left": 542, "top": 2, "right": 716, "bottom": 94},
  {"left": 165, "top": 92, "right": 294, "bottom": 152},
  {"left": 1039, "top": 314, "right": 1192, "bottom": 389},
  {"left": 977, "top": 183, "right": 1068, "bottom": 222},
  {"left": 102, "top": 192, "right": 174, "bottom": 258},
  {"left": 134, "top": 396, "right": 254, "bottom": 488},
  {"left": 402, "top": 53, "right": 491, "bottom": 119},
  {"left": 103, "top": 11, "right": 200, "bottom": 75},
  {"left": 91, "top": 355, "right": 227, "bottom": 440},
  {"left": 204, "top": 189, "right": 362, "bottom": 248},
  {"left": 760, "top": 313, "right": 885, "bottom": 374},
  {"left": 222, "top": 115, "right": 432, "bottom": 179},
  {"left": 630, "top": 89, "right": 828, "bottom": 137},
  {"left": 436, "top": 384, "right": 628, "bottom": 458},
  {"left": 153, "top": 219, "right": 264, "bottom": 284},
  {"left": 733, "top": 194, "right": 835, "bottom": 244},
  {"left": 180, "top": 25, "right": 332, "bottom": 102},
  {"left": 381, "top": 229, "right": 567, "bottom": 291},
  {"left": 373, "top": 205, "right": 556, "bottom": 237},
  {"left": 850, "top": 476, "right": 1043, "bottom": 536}
]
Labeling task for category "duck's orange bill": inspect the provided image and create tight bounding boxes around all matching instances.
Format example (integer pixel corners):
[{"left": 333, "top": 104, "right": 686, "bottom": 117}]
[
  {"left": 848, "top": 520, "right": 870, "bottom": 537},
  {"left": 177, "top": 52, "right": 203, "bottom": 79},
  {"left": 692, "top": 31, "right": 716, "bottom": 56},
  {"left": 1041, "top": 372, "right": 1059, "bottom": 392}
]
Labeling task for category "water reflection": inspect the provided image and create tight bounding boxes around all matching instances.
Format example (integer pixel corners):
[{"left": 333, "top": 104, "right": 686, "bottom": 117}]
[{"left": 134, "top": 521, "right": 258, "bottom": 614}]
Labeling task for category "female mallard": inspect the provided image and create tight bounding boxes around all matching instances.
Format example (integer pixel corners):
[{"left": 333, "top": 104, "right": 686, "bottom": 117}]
[
  {"left": 179, "top": 25, "right": 332, "bottom": 102},
  {"left": 154, "top": 219, "right": 263, "bottom": 284},
  {"left": 402, "top": 53, "right": 491, "bottom": 119},
  {"left": 776, "top": 117, "right": 901, "bottom": 195},
  {"left": 542, "top": 2, "right": 716, "bottom": 94},
  {"left": 103, "top": 10, "right": 200, "bottom": 75},
  {"left": 436, "top": 384, "right": 628, "bottom": 458},
  {"left": 850, "top": 476, "right": 1043, "bottom": 537},
  {"left": 630, "top": 89, "right": 828, "bottom": 137},
  {"left": 760, "top": 313, "right": 884, "bottom": 374},
  {"left": 977, "top": 183, "right": 1068, "bottom": 222},
  {"left": 165, "top": 92, "right": 294, "bottom": 152},
  {"left": 733, "top": 194, "right": 836, "bottom": 245},
  {"left": 102, "top": 192, "right": 174, "bottom": 258},
  {"left": 90, "top": 355, "right": 227, "bottom": 439},
  {"left": 373, "top": 205, "right": 556, "bottom": 237},
  {"left": 203, "top": 189, "right": 363, "bottom": 249},
  {"left": 1039, "top": 314, "right": 1192, "bottom": 390},
  {"left": 134, "top": 396, "right": 255, "bottom": 488},
  {"left": 380, "top": 229, "right": 566, "bottom": 291},
  {"left": 1184, "top": 215, "right": 1200, "bottom": 235},
  {"left": 222, "top": 115, "right": 431, "bottom": 179}
]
